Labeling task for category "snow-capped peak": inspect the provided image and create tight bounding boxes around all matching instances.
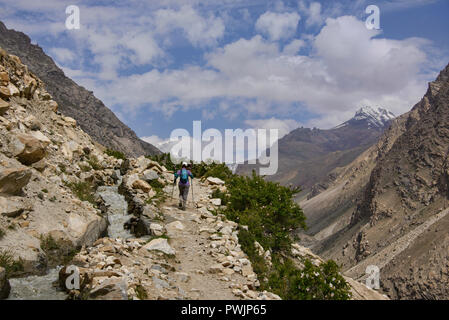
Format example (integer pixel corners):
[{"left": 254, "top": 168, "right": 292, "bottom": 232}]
[
  {"left": 335, "top": 106, "right": 395, "bottom": 130},
  {"left": 353, "top": 106, "right": 395, "bottom": 128}
]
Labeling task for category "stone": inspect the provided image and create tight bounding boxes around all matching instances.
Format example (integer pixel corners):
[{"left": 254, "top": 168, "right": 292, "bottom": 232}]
[
  {"left": 132, "top": 179, "right": 152, "bottom": 193},
  {"left": 150, "top": 223, "right": 164, "bottom": 236},
  {"left": 0, "top": 167, "right": 32, "bottom": 195},
  {"left": 0, "top": 98, "right": 9, "bottom": 115},
  {"left": 165, "top": 221, "right": 184, "bottom": 237},
  {"left": 89, "top": 278, "right": 128, "bottom": 300},
  {"left": 13, "top": 133, "right": 47, "bottom": 165},
  {"left": 0, "top": 267, "right": 11, "bottom": 300},
  {"left": 141, "top": 169, "right": 159, "bottom": 182},
  {"left": 174, "top": 272, "right": 190, "bottom": 283},
  {"left": 206, "top": 177, "right": 225, "bottom": 185},
  {"left": 48, "top": 100, "right": 58, "bottom": 112},
  {"left": 0, "top": 196, "right": 32, "bottom": 218},
  {"left": 210, "top": 198, "right": 222, "bottom": 206},
  {"left": 30, "top": 131, "right": 51, "bottom": 147},
  {"left": 143, "top": 238, "right": 176, "bottom": 255},
  {"left": 242, "top": 265, "right": 254, "bottom": 277},
  {"left": 208, "top": 264, "right": 223, "bottom": 274},
  {"left": 0, "top": 86, "right": 10, "bottom": 99},
  {"left": 62, "top": 116, "right": 77, "bottom": 127}
]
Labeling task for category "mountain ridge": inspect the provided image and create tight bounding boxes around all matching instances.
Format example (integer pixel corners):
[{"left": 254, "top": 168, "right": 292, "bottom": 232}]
[{"left": 0, "top": 21, "right": 160, "bottom": 157}]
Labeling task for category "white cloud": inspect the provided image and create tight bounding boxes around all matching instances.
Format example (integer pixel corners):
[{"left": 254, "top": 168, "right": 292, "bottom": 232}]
[
  {"left": 303, "top": 2, "right": 324, "bottom": 27},
  {"left": 154, "top": 5, "right": 225, "bottom": 47},
  {"left": 49, "top": 48, "right": 76, "bottom": 64},
  {"left": 255, "top": 11, "right": 300, "bottom": 41},
  {"left": 245, "top": 117, "right": 300, "bottom": 138},
  {"left": 283, "top": 39, "right": 306, "bottom": 55}
]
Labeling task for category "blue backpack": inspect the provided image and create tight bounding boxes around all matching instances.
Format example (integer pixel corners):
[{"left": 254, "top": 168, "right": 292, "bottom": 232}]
[{"left": 180, "top": 168, "right": 189, "bottom": 184}]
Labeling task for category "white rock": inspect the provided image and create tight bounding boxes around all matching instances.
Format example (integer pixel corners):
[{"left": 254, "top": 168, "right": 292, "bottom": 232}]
[
  {"left": 210, "top": 198, "right": 222, "bottom": 206},
  {"left": 206, "top": 177, "right": 225, "bottom": 185},
  {"left": 143, "top": 238, "right": 175, "bottom": 255}
]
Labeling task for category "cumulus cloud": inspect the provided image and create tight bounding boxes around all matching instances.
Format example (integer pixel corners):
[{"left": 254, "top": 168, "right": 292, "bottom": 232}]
[
  {"left": 154, "top": 5, "right": 225, "bottom": 47},
  {"left": 255, "top": 11, "right": 300, "bottom": 41},
  {"left": 95, "top": 14, "right": 433, "bottom": 126},
  {"left": 1, "top": 1, "right": 441, "bottom": 130},
  {"left": 49, "top": 48, "right": 76, "bottom": 64},
  {"left": 245, "top": 118, "right": 301, "bottom": 138}
]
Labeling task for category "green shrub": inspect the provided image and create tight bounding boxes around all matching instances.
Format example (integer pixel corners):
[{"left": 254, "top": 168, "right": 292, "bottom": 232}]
[
  {"left": 0, "top": 249, "right": 24, "bottom": 277},
  {"left": 135, "top": 284, "right": 148, "bottom": 300},
  {"left": 40, "top": 234, "right": 59, "bottom": 252},
  {"left": 211, "top": 188, "right": 229, "bottom": 206},
  {"left": 219, "top": 170, "right": 351, "bottom": 300},
  {"left": 87, "top": 155, "right": 102, "bottom": 171},
  {"left": 105, "top": 149, "right": 126, "bottom": 160},
  {"left": 0, "top": 228, "right": 5, "bottom": 240},
  {"left": 65, "top": 181, "right": 96, "bottom": 205}
]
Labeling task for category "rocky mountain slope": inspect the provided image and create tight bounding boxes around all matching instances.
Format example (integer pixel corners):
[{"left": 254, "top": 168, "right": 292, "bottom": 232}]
[
  {"left": 304, "top": 62, "right": 449, "bottom": 299},
  {"left": 0, "top": 47, "right": 386, "bottom": 300},
  {"left": 237, "top": 106, "right": 394, "bottom": 194},
  {"left": 0, "top": 21, "right": 160, "bottom": 157}
]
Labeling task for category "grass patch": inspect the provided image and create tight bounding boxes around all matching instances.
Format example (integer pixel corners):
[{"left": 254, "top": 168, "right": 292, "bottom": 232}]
[
  {"left": 135, "top": 284, "right": 148, "bottom": 300},
  {"left": 0, "top": 249, "right": 24, "bottom": 277},
  {"left": 40, "top": 234, "right": 59, "bottom": 252},
  {"left": 105, "top": 149, "right": 126, "bottom": 160},
  {"left": 65, "top": 181, "right": 96, "bottom": 205},
  {"left": 87, "top": 155, "right": 103, "bottom": 171},
  {"left": 58, "top": 163, "right": 66, "bottom": 173}
]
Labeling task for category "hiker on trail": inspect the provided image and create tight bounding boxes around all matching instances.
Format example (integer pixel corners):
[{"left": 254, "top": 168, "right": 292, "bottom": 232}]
[{"left": 174, "top": 161, "right": 194, "bottom": 210}]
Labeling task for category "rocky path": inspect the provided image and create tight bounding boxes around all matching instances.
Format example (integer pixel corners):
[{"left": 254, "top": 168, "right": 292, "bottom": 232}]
[{"left": 60, "top": 173, "right": 280, "bottom": 300}]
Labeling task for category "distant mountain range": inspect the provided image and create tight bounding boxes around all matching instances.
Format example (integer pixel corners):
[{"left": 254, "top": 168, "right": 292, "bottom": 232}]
[
  {"left": 237, "top": 106, "right": 395, "bottom": 194},
  {"left": 0, "top": 21, "right": 160, "bottom": 157}
]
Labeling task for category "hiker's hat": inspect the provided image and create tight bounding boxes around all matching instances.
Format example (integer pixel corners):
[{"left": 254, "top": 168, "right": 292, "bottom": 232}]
[{"left": 182, "top": 161, "right": 188, "bottom": 167}]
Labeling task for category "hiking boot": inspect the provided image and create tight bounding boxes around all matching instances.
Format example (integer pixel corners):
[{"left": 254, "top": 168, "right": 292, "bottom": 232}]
[{"left": 178, "top": 202, "right": 182, "bottom": 208}]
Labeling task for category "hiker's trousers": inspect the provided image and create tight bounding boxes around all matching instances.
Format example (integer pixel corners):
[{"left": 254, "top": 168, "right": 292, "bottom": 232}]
[{"left": 178, "top": 184, "right": 190, "bottom": 207}]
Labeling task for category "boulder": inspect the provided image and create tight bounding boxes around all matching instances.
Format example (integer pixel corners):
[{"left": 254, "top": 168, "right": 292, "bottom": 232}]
[
  {"left": 0, "top": 86, "right": 10, "bottom": 99},
  {"left": 210, "top": 198, "right": 222, "bottom": 206},
  {"left": 132, "top": 179, "right": 152, "bottom": 193},
  {"left": 0, "top": 267, "right": 11, "bottom": 300},
  {"left": 141, "top": 169, "right": 159, "bottom": 182},
  {"left": 89, "top": 278, "right": 128, "bottom": 300},
  {"left": 0, "top": 71, "right": 9, "bottom": 86},
  {"left": 0, "top": 98, "right": 9, "bottom": 115},
  {"left": 62, "top": 116, "right": 77, "bottom": 127},
  {"left": 13, "top": 133, "right": 47, "bottom": 165},
  {"left": 149, "top": 223, "right": 164, "bottom": 236},
  {"left": 143, "top": 238, "right": 175, "bottom": 255},
  {"left": 0, "top": 196, "right": 33, "bottom": 217},
  {"left": 206, "top": 177, "right": 225, "bottom": 185},
  {"left": 165, "top": 221, "right": 184, "bottom": 237},
  {"left": 0, "top": 167, "right": 32, "bottom": 195}
]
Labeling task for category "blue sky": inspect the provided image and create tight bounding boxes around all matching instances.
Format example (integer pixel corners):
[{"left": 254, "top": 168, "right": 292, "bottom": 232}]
[{"left": 0, "top": 0, "right": 448, "bottom": 148}]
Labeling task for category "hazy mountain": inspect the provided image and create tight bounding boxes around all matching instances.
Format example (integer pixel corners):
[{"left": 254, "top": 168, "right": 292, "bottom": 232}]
[
  {"left": 237, "top": 106, "right": 395, "bottom": 194},
  {"left": 0, "top": 21, "right": 160, "bottom": 157}
]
